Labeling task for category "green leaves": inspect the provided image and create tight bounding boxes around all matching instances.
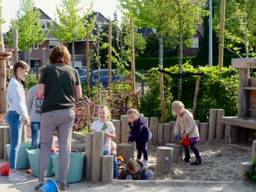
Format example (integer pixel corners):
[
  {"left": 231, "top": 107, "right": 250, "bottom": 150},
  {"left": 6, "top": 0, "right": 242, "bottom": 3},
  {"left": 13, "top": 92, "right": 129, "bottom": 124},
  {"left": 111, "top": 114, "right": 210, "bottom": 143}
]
[{"left": 7, "top": 0, "right": 46, "bottom": 52}]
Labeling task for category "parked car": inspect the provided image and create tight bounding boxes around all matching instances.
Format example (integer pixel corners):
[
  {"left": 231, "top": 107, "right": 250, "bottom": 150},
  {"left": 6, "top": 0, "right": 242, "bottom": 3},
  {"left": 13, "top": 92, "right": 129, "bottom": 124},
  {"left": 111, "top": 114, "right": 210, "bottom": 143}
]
[
  {"left": 75, "top": 67, "right": 87, "bottom": 84},
  {"left": 91, "top": 69, "right": 122, "bottom": 87}
]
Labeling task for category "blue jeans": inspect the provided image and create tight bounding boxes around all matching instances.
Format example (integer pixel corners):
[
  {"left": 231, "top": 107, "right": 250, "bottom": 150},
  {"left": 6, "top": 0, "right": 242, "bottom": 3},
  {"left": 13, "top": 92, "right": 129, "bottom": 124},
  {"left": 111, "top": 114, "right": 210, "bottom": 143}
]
[
  {"left": 31, "top": 122, "right": 40, "bottom": 149},
  {"left": 6, "top": 111, "right": 23, "bottom": 169}
]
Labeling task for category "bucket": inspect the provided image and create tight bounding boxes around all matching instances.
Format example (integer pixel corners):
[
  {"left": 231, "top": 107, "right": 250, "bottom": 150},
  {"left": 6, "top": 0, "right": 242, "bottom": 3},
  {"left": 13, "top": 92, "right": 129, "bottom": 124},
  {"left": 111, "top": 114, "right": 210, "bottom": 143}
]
[
  {"left": 52, "top": 152, "right": 85, "bottom": 183},
  {"left": 27, "top": 149, "right": 54, "bottom": 177},
  {"left": 39, "top": 179, "right": 59, "bottom": 192},
  {"left": 0, "top": 162, "right": 10, "bottom": 176},
  {"left": 6, "top": 143, "right": 31, "bottom": 169}
]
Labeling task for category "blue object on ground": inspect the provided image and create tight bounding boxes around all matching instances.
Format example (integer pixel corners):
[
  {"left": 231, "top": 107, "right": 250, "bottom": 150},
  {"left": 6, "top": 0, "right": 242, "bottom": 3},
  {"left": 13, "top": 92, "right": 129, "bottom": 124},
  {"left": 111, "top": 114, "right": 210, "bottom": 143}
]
[{"left": 39, "top": 179, "right": 59, "bottom": 192}]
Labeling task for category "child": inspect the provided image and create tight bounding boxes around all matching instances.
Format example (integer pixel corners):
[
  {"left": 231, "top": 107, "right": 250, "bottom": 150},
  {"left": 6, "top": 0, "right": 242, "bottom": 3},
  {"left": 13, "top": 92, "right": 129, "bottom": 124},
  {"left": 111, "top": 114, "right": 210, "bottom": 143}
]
[
  {"left": 127, "top": 108, "right": 151, "bottom": 167},
  {"left": 27, "top": 84, "right": 42, "bottom": 149},
  {"left": 172, "top": 101, "right": 202, "bottom": 165},
  {"left": 91, "top": 105, "right": 116, "bottom": 155},
  {"left": 119, "top": 160, "right": 153, "bottom": 180}
]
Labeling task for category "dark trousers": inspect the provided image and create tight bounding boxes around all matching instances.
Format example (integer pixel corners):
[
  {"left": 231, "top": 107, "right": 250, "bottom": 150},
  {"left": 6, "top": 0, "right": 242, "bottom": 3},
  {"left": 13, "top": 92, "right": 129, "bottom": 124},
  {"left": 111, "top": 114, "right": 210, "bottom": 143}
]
[
  {"left": 136, "top": 142, "right": 148, "bottom": 160},
  {"left": 184, "top": 141, "right": 201, "bottom": 160}
]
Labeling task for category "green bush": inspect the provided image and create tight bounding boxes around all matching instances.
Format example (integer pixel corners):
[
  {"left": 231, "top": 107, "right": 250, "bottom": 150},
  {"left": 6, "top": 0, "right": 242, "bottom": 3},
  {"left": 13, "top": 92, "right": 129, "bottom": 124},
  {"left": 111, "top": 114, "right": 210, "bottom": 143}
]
[
  {"left": 26, "top": 74, "right": 37, "bottom": 89},
  {"left": 141, "top": 63, "right": 239, "bottom": 121}
]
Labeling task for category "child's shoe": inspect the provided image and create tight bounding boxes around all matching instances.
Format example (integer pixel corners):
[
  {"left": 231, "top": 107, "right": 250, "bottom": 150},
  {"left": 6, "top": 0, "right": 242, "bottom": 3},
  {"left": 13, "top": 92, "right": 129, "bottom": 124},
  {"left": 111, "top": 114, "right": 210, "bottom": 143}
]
[{"left": 190, "top": 158, "right": 201, "bottom": 166}]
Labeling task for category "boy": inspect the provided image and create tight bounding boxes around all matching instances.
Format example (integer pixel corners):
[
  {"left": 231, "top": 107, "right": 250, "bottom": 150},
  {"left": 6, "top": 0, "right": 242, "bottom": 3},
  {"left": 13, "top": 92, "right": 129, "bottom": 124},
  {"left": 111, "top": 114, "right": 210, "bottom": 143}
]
[{"left": 127, "top": 108, "right": 151, "bottom": 167}]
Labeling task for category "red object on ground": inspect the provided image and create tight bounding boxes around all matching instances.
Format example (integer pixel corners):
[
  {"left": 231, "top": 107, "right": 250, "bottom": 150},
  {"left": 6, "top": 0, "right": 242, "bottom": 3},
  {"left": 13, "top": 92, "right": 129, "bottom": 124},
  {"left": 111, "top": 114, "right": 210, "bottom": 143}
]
[
  {"left": 0, "top": 162, "right": 10, "bottom": 176},
  {"left": 182, "top": 137, "right": 191, "bottom": 147}
]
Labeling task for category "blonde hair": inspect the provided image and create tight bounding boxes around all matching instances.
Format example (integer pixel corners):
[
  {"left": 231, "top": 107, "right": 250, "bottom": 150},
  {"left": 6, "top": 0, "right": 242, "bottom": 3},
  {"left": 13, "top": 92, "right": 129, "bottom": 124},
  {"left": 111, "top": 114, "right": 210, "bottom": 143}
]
[
  {"left": 172, "top": 101, "right": 185, "bottom": 116},
  {"left": 127, "top": 108, "right": 140, "bottom": 116},
  {"left": 98, "top": 105, "right": 111, "bottom": 120}
]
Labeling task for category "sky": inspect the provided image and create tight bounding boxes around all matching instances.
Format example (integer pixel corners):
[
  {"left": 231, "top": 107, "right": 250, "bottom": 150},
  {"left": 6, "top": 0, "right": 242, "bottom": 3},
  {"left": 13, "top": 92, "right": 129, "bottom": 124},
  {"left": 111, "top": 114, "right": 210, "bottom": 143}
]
[{"left": 2, "top": 0, "right": 120, "bottom": 32}]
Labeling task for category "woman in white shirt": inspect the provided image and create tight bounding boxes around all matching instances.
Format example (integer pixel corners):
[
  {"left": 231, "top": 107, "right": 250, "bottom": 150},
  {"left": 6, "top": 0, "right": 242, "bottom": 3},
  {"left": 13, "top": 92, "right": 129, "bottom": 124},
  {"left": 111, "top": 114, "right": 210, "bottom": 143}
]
[
  {"left": 91, "top": 105, "right": 116, "bottom": 155},
  {"left": 6, "top": 61, "right": 30, "bottom": 182}
]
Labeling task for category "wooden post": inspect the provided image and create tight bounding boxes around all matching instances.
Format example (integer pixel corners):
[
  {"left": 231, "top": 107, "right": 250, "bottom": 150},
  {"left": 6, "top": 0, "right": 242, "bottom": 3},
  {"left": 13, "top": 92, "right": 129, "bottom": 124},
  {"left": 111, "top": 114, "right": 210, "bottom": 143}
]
[
  {"left": 121, "top": 115, "right": 129, "bottom": 143},
  {"left": 22, "top": 125, "right": 27, "bottom": 143},
  {"left": 13, "top": 28, "right": 19, "bottom": 64},
  {"left": 3, "top": 126, "right": 10, "bottom": 160},
  {"left": 101, "top": 155, "right": 113, "bottom": 183},
  {"left": 224, "top": 124, "right": 231, "bottom": 144},
  {"left": 169, "top": 121, "right": 176, "bottom": 143},
  {"left": 157, "top": 123, "right": 164, "bottom": 145},
  {"left": 238, "top": 68, "right": 249, "bottom": 117},
  {"left": 130, "top": 18, "right": 136, "bottom": 92},
  {"left": 112, "top": 120, "right": 121, "bottom": 144},
  {"left": 149, "top": 117, "right": 158, "bottom": 145},
  {"left": 156, "top": 146, "right": 173, "bottom": 176},
  {"left": 0, "top": 0, "right": 7, "bottom": 113},
  {"left": 192, "top": 76, "right": 201, "bottom": 117},
  {"left": 0, "top": 123, "right": 5, "bottom": 159},
  {"left": 252, "top": 140, "right": 256, "bottom": 160},
  {"left": 240, "top": 162, "right": 252, "bottom": 180},
  {"left": 216, "top": 109, "right": 225, "bottom": 140},
  {"left": 117, "top": 143, "right": 134, "bottom": 163},
  {"left": 218, "top": 0, "right": 225, "bottom": 68},
  {"left": 166, "top": 143, "right": 183, "bottom": 163},
  {"left": 199, "top": 123, "right": 208, "bottom": 143},
  {"left": 163, "top": 123, "right": 171, "bottom": 144},
  {"left": 86, "top": 38, "right": 91, "bottom": 95},
  {"left": 91, "top": 132, "right": 104, "bottom": 182},
  {"left": 208, "top": 109, "right": 217, "bottom": 141},
  {"left": 108, "top": 21, "right": 113, "bottom": 100},
  {"left": 85, "top": 133, "right": 93, "bottom": 180}
]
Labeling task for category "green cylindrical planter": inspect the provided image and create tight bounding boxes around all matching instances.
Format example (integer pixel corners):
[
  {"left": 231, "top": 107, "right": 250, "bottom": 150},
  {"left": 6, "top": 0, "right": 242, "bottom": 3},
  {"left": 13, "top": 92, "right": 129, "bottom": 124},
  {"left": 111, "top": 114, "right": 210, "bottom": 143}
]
[
  {"left": 27, "top": 149, "right": 55, "bottom": 177},
  {"left": 6, "top": 143, "right": 30, "bottom": 169},
  {"left": 52, "top": 152, "right": 85, "bottom": 184}
]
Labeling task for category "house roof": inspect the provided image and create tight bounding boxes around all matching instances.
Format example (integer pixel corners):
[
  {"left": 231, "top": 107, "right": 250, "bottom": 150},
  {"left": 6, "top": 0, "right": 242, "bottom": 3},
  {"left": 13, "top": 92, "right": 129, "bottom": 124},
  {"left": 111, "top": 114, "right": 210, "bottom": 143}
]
[{"left": 37, "top": 8, "right": 52, "bottom": 20}]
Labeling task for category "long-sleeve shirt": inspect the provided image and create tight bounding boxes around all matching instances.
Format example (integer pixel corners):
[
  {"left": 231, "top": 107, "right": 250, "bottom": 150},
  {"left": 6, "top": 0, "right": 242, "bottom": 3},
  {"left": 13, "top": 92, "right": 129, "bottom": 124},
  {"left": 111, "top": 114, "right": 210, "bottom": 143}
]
[
  {"left": 174, "top": 109, "right": 200, "bottom": 138},
  {"left": 27, "top": 85, "right": 41, "bottom": 122},
  {"left": 7, "top": 78, "right": 29, "bottom": 119}
]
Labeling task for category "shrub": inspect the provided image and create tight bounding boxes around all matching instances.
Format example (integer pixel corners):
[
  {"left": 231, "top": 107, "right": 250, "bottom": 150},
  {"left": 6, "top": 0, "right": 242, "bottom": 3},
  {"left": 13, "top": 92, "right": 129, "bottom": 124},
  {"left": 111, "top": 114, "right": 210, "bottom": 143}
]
[
  {"left": 26, "top": 74, "right": 37, "bottom": 89},
  {"left": 141, "top": 63, "right": 239, "bottom": 121}
]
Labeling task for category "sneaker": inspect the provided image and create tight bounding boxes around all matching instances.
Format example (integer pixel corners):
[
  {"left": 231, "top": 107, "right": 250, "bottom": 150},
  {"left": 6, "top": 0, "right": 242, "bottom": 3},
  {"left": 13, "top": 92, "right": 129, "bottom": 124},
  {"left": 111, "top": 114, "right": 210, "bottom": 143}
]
[
  {"left": 190, "top": 158, "right": 202, "bottom": 166},
  {"left": 34, "top": 182, "right": 44, "bottom": 191},
  {"left": 184, "top": 157, "right": 190, "bottom": 163},
  {"left": 9, "top": 172, "right": 28, "bottom": 182},
  {"left": 59, "top": 183, "right": 69, "bottom": 191}
]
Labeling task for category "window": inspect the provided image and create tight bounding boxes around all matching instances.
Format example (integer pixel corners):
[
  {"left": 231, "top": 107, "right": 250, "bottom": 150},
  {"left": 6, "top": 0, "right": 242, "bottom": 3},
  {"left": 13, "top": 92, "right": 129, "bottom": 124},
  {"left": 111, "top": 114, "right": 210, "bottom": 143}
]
[
  {"left": 33, "top": 44, "right": 39, "bottom": 50},
  {"left": 191, "top": 37, "right": 199, "bottom": 48},
  {"left": 49, "top": 40, "right": 59, "bottom": 49}
]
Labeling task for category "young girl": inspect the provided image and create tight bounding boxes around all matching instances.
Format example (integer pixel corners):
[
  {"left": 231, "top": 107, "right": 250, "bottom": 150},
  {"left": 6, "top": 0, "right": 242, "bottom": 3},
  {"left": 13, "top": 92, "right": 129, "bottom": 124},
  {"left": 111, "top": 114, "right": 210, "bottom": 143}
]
[
  {"left": 91, "top": 105, "right": 116, "bottom": 155},
  {"left": 172, "top": 101, "right": 201, "bottom": 165},
  {"left": 127, "top": 108, "right": 151, "bottom": 167},
  {"left": 119, "top": 160, "right": 153, "bottom": 180},
  {"left": 6, "top": 61, "right": 30, "bottom": 182}
]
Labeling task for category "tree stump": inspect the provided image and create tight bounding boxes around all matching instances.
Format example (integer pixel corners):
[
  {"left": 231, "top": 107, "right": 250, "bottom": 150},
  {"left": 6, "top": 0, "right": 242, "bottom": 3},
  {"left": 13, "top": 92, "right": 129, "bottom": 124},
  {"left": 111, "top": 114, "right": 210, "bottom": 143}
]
[
  {"left": 85, "top": 133, "right": 93, "bottom": 180},
  {"left": 166, "top": 143, "right": 183, "bottom": 163},
  {"left": 156, "top": 146, "right": 173, "bottom": 176},
  {"left": 252, "top": 140, "right": 256, "bottom": 161},
  {"left": 163, "top": 123, "right": 171, "bottom": 144},
  {"left": 101, "top": 155, "right": 113, "bottom": 183},
  {"left": 216, "top": 109, "right": 225, "bottom": 140},
  {"left": 208, "top": 109, "right": 217, "bottom": 141},
  {"left": 199, "top": 123, "right": 208, "bottom": 143},
  {"left": 112, "top": 120, "right": 121, "bottom": 144},
  {"left": 149, "top": 117, "right": 158, "bottom": 145},
  {"left": 240, "top": 162, "right": 252, "bottom": 180},
  {"left": 117, "top": 143, "right": 134, "bottom": 163},
  {"left": 91, "top": 132, "right": 104, "bottom": 182},
  {"left": 121, "top": 115, "right": 129, "bottom": 143},
  {"left": 157, "top": 123, "right": 164, "bottom": 145}
]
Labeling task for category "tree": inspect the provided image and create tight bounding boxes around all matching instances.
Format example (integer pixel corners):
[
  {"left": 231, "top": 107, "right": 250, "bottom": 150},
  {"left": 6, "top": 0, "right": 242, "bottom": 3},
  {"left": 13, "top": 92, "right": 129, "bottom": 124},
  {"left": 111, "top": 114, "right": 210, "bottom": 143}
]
[
  {"left": 213, "top": 0, "right": 256, "bottom": 58},
  {"left": 7, "top": 0, "right": 46, "bottom": 53},
  {"left": 52, "top": 0, "right": 94, "bottom": 67}
]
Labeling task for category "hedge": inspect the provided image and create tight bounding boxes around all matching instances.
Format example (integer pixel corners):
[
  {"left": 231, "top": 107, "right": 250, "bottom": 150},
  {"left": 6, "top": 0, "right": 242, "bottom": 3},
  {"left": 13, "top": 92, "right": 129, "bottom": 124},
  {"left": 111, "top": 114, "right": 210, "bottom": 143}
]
[{"left": 140, "top": 63, "right": 239, "bottom": 122}]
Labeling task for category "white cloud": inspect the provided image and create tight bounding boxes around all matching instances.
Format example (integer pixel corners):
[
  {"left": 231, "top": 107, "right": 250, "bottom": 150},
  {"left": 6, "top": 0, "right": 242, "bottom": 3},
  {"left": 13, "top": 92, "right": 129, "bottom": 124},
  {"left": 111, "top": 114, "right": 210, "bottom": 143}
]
[{"left": 2, "top": 0, "right": 120, "bottom": 32}]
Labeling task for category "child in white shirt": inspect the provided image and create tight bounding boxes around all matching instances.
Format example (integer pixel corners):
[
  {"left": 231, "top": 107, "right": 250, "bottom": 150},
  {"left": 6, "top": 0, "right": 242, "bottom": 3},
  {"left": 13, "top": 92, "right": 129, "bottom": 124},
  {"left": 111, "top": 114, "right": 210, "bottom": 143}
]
[{"left": 91, "top": 105, "right": 116, "bottom": 155}]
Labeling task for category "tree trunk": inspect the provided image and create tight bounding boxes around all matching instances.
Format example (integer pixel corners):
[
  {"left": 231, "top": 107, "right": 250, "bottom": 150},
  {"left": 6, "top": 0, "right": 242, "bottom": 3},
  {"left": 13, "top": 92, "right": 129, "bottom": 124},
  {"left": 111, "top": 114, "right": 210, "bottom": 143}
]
[
  {"left": 72, "top": 41, "right": 75, "bottom": 67},
  {"left": 13, "top": 28, "right": 19, "bottom": 64},
  {"left": 131, "top": 18, "right": 136, "bottom": 92},
  {"left": 108, "top": 22, "right": 112, "bottom": 100},
  {"left": 218, "top": 0, "right": 225, "bottom": 68},
  {"left": 0, "top": 0, "right": 7, "bottom": 113},
  {"left": 86, "top": 39, "right": 90, "bottom": 94},
  {"left": 159, "top": 35, "right": 165, "bottom": 123},
  {"left": 177, "top": 33, "right": 183, "bottom": 100}
]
